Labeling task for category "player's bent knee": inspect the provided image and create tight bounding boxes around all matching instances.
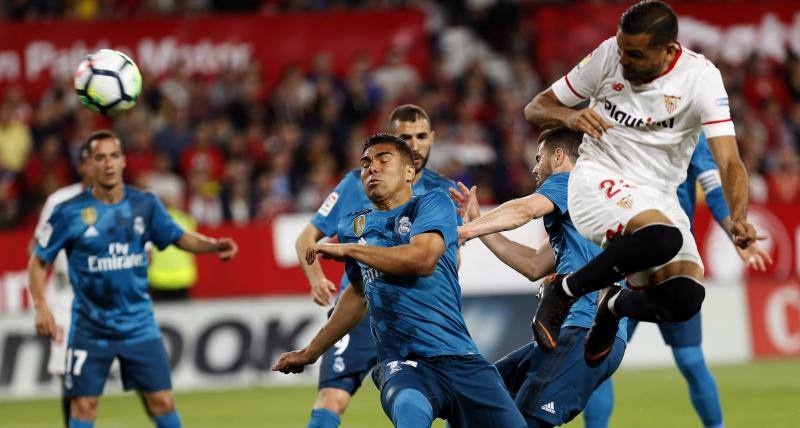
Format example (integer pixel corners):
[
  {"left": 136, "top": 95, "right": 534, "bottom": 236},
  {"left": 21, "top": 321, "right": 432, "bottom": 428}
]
[
  {"left": 71, "top": 397, "right": 99, "bottom": 420},
  {"left": 144, "top": 391, "right": 175, "bottom": 416},
  {"left": 391, "top": 388, "right": 433, "bottom": 428},
  {"left": 314, "top": 388, "right": 352, "bottom": 416},
  {"left": 651, "top": 277, "right": 705, "bottom": 322}
]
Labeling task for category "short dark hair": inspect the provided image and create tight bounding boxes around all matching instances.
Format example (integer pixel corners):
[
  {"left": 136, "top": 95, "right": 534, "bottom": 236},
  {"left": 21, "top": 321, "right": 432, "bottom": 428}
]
[
  {"left": 538, "top": 127, "right": 583, "bottom": 162},
  {"left": 619, "top": 0, "right": 678, "bottom": 47},
  {"left": 82, "top": 129, "right": 120, "bottom": 157},
  {"left": 387, "top": 104, "right": 431, "bottom": 132},
  {"left": 362, "top": 133, "right": 414, "bottom": 166}
]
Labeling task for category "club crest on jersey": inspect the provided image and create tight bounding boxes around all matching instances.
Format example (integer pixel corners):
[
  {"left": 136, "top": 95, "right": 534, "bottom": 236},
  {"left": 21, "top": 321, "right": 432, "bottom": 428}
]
[
  {"left": 81, "top": 207, "right": 97, "bottom": 225},
  {"left": 353, "top": 214, "right": 366, "bottom": 237},
  {"left": 133, "top": 216, "right": 145, "bottom": 235},
  {"left": 395, "top": 216, "right": 412, "bottom": 237},
  {"left": 663, "top": 95, "right": 682, "bottom": 114},
  {"left": 617, "top": 195, "right": 634, "bottom": 209}
]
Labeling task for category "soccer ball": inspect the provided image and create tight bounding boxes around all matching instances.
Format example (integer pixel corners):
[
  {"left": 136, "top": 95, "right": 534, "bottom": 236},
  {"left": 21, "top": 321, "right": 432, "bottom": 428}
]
[{"left": 74, "top": 49, "right": 142, "bottom": 116}]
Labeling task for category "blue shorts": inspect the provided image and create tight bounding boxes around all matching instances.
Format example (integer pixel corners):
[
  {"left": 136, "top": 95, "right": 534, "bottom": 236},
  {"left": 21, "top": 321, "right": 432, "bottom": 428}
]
[
  {"left": 495, "top": 327, "right": 625, "bottom": 426},
  {"left": 626, "top": 312, "right": 702, "bottom": 348},
  {"left": 372, "top": 354, "right": 526, "bottom": 428},
  {"left": 63, "top": 337, "right": 172, "bottom": 398},
  {"left": 317, "top": 309, "right": 377, "bottom": 395}
]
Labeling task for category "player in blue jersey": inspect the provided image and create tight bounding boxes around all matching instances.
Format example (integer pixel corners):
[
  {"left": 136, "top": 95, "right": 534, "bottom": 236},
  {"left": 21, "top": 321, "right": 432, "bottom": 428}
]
[
  {"left": 29, "top": 130, "right": 239, "bottom": 428},
  {"left": 581, "top": 134, "right": 772, "bottom": 428},
  {"left": 275, "top": 134, "right": 526, "bottom": 428},
  {"left": 451, "top": 127, "right": 626, "bottom": 428},
  {"left": 294, "top": 105, "right": 456, "bottom": 428}
]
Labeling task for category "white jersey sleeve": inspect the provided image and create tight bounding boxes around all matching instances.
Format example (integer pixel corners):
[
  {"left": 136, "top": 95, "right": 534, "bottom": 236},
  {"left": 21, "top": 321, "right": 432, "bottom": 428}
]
[
  {"left": 551, "top": 37, "right": 617, "bottom": 107},
  {"left": 695, "top": 64, "right": 736, "bottom": 138}
]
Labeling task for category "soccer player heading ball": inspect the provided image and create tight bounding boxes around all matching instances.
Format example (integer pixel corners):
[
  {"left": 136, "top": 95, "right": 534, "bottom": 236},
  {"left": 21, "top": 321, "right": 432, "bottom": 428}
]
[{"left": 524, "top": 0, "right": 757, "bottom": 365}]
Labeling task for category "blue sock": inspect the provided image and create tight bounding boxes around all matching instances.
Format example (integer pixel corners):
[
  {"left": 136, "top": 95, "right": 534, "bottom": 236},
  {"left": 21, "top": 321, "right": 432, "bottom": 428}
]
[
  {"left": 154, "top": 410, "right": 182, "bottom": 428},
  {"left": 307, "top": 408, "right": 341, "bottom": 428},
  {"left": 391, "top": 389, "right": 434, "bottom": 428},
  {"left": 68, "top": 419, "right": 94, "bottom": 428},
  {"left": 672, "top": 346, "right": 723, "bottom": 428},
  {"left": 583, "top": 378, "right": 614, "bottom": 428}
]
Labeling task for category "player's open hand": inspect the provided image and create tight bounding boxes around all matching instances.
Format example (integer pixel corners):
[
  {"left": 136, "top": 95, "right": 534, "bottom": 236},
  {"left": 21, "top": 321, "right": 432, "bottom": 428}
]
[
  {"left": 729, "top": 218, "right": 757, "bottom": 249},
  {"left": 568, "top": 108, "right": 613, "bottom": 140},
  {"left": 311, "top": 277, "right": 339, "bottom": 306},
  {"left": 306, "top": 243, "right": 351, "bottom": 265},
  {"left": 735, "top": 241, "right": 773, "bottom": 272},
  {"left": 449, "top": 182, "right": 480, "bottom": 223},
  {"left": 216, "top": 238, "right": 238, "bottom": 261},
  {"left": 272, "top": 349, "right": 316, "bottom": 374},
  {"left": 35, "top": 307, "right": 57, "bottom": 340}
]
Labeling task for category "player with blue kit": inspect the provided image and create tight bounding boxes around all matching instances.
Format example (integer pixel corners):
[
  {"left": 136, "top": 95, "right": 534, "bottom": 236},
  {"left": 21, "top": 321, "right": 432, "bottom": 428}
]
[
  {"left": 453, "top": 127, "right": 626, "bottom": 428},
  {"left": 583, "top": 134, "right": 771, "bottom": 428},
  {"left": 29, "top": 130, "right": 239, "bottom": 428},
  {"left": 294, "top": 105, "right": 456, "bottom": 428},
  {"left": 275, "top": 134, "right": 526, "bottom": 428}
]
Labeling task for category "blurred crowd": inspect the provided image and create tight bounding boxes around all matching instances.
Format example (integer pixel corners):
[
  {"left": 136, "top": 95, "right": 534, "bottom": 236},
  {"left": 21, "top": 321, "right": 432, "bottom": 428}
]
[{"left": 1, "top": 1, "right": 799, "bottom": 230}]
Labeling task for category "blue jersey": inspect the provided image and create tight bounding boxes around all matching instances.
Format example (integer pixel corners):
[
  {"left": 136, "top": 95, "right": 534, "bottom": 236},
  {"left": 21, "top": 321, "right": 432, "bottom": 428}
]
[
  {"left": 677, "top": 134, "right": 730, "bottom": 229},
  {"left": 35, "top": 186, "right": 184, "bottom": 344},
  {"left": 337, "top": 190, "right": 479, "bottom": 361},
  {"left": 312, "top": 167, "right": 457, "bottom": 289},
  {"left": 535, "top": 173, "right": 627, "bottom": 342}
]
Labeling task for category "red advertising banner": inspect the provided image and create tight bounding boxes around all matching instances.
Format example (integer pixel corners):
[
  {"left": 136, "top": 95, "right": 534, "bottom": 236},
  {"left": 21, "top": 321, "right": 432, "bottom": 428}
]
[
  {"left": 530, "top": 1, "right": 800, "bottom": 76},
  {"left": 746, "top": 280, "right": 800, "bottom": 358},
  {"left": 0, "top": 10, "right": 428, "bottom": 100}
]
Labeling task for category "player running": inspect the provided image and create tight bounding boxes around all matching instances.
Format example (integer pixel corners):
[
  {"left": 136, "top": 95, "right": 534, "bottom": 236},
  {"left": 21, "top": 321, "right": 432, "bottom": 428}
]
[
  {"left": 524, "top": 0, "right": 757, "bottom": 365},
  {"left": 294, "top": 105, "right": 455, "bottom": 428},
  {"left": 583, "top": 134, "right": 771, "bottom": 428},
  {"left": 274, "top": 134, "right": 526, "bottom": 428},
  {"left": 452, "top": 127, "right": 626, "bottom": 428},
  {"left": 29, "top": 130, "right": 239, "bottom": 428}
]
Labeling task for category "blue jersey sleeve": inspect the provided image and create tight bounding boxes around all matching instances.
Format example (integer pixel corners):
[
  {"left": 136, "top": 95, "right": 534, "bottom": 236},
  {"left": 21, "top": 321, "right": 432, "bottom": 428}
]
[
  {"left": 410, "top": 191, "right": 458, "bottom": 247},
  {"left": 34, "top": 203, "right": 74, "bottom": 263},
  {"left": 691, "top": 135, "right": 731, "bottom": 225},
  {"left": 535, "top": 173, "right": 569, "bottom": 214},
  {"left": 311, "top": 170, "right": 362, "bottom": 237},
  {"left": 148, "top": 194, "right": 185, "bottom": 250}
]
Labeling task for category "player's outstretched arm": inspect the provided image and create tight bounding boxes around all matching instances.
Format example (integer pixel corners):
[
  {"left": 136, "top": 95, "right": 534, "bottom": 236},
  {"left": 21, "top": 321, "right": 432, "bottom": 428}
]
[
  {"left": 296, "top": 223, "right": 338, "bottom": 306},
  {"left": 456, "top": 192, "right": 555, "bottom": 242},
  {"left": 524, "top": 89, "right": 612, "bottom": 139},
  {"left": 272, "top": 285, "right": 367, "bottom": 374},
  {"left": 28, "top": 254, "right": 57, "bottom": 340},
  {"left": 707, "top": 135, "right": 757, "bottom": 248},
  {"left": 175, "top": 230, "right": 238, "bottom": 260}
]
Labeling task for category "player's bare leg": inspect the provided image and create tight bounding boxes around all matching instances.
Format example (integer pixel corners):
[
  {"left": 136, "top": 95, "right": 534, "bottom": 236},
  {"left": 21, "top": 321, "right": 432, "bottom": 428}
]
[
  {"left": 70, "top": 396, "right": 99, "bottom": 426},
  {"left": 534, "top": 209, "right": 697, "bottom": 355},
  {"left": 309, "top": 388, "right": 350, "bottom": 427},
  {"left": 142, "top": 390, "right": 181, "bottom": 427}
]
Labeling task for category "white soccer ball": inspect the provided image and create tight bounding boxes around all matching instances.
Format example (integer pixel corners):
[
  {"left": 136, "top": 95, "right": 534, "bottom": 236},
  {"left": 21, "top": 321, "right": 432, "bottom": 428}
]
[{"left": 74, "top": 49, "right": 142, "bottom": 116}]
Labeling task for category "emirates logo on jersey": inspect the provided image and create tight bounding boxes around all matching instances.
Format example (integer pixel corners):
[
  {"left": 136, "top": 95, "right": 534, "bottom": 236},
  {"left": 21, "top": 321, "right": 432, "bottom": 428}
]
[{"left": 663, "top": 95, "right": 682, "bottom": 114}]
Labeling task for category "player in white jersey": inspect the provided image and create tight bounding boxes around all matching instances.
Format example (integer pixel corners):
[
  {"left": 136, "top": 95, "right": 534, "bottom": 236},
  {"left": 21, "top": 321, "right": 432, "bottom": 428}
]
[
  {"left": 32, "top": 147, "right": 91, "bottom": 427},
  {"left": 523, "top": 0, "right": 757, "bottom": 366}
]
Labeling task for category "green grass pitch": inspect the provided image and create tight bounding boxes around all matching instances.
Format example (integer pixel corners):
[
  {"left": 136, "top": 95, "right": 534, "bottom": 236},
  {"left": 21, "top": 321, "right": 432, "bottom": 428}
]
[{"left": 3, "top": 359, "right": 799, "bottom": 427}]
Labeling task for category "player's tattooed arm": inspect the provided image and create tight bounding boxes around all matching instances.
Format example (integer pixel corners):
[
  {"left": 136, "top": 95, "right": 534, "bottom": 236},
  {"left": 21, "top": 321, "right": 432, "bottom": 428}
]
[
  {"left": 28, "top": 254, "right": 57, "bottom": 340},
  {"left": 272, "top": 286, "right": 367, "bottom": 374},
  {"left": 707, "top": 135, "right": 757, "bottom": 248},
  {"left": 524, "top": 88, "right": 612, "bottom": 139},
  {"left": 175, "top": 230, "right": 238, "bottom": 260}
]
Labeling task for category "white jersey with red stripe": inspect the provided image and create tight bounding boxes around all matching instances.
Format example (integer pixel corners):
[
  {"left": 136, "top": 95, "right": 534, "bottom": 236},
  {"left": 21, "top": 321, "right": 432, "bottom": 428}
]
[{"left": 551, "top": 37, "right": 735, "bottom": 193}]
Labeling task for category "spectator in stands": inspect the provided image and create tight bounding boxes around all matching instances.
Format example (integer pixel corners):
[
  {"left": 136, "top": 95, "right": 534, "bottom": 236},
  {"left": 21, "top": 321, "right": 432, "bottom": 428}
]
[
  {"left": 0, "top": 101, "right": 32, "bottom": 175},
  {"left": 767, "top": 145, "right": 800, "bottom": 203}
]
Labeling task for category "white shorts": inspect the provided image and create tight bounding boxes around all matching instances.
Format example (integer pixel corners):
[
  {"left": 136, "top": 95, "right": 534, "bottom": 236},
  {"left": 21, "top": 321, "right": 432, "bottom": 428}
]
[
  {"left": 46, "top": 284, "right": 73, "bottom": 376},
  {"left": 568, "top": 160, "right": 703, "bottom": 287}
]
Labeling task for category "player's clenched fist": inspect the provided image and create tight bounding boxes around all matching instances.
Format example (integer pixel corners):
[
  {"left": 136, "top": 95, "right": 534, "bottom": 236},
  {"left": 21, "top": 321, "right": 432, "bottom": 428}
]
[
  {"left": 306, "top": 243, "right": 351, "bottom": 264},
  {"left": 215, "top": 237, "right": 238, "bottom": 261},
  {"left": 568, "top": 108, "right": 613, "bottom": 140},
  {"left": 729, "top": 218, "right": 757, "bottom": 249},
  {"left": 272, "top": 349, "right": 317, "bottom": 374},
  {"left": 34, "top": 306, "right": 57, "bottom": 339}
]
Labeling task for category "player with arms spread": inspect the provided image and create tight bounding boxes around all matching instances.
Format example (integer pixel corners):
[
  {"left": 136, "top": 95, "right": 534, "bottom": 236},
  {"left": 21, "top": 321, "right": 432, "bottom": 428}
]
[
  {"left": 29, "top": 130, "right": 239, "bottom": 428},
  {"left": 294, "top": 105, "right": 455, "bottom": 428},
  {"left": 274, "top": 134, "right": 526, "bottom": 428},
  {"left": 524, "top": 0, "right": 757, "bottom": 366}
]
